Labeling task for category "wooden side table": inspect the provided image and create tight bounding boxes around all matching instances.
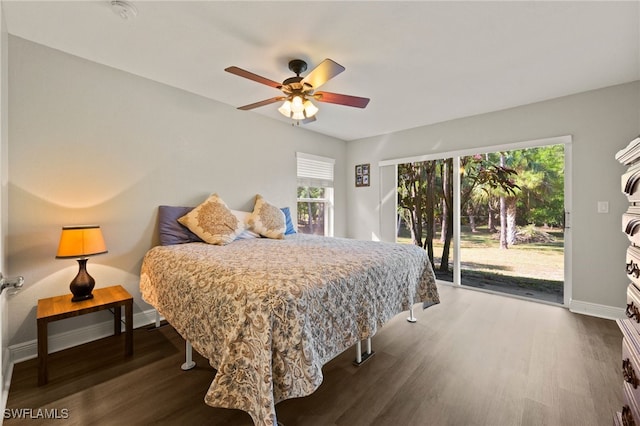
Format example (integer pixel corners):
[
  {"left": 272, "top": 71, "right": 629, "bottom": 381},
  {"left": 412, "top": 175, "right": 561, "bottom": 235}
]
[{"left": 37, "top": 285, "right": 133, "bottom": 385}]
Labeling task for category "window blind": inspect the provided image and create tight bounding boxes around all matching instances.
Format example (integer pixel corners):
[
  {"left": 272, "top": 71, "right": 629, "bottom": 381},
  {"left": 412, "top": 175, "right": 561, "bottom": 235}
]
[{"left": 296, "top": 152, "right": 335, "bottom": 188}]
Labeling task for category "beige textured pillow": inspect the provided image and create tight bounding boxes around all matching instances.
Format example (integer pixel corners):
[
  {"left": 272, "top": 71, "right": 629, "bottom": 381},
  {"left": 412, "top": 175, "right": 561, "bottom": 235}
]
[
  {"left": 248, "top": 194, "right": 286, "bottom": 239},
  {"left": 178, "top": 194, "right": 245, "bottom": 245}
]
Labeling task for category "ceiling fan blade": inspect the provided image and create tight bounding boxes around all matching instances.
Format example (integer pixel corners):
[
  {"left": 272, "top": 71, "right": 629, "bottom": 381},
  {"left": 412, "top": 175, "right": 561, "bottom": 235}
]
[
  {"left": 237, "top": 97, "right": 285, "bottom": 110},
  {"left": 301, "top": 59, "right": 345, "bottom": 90},
  {"left": 314, "top": 91, "right": 370, "bottom": 108},
  {"left": 225, "top": 66, "right": 282, "bottom": 89}
]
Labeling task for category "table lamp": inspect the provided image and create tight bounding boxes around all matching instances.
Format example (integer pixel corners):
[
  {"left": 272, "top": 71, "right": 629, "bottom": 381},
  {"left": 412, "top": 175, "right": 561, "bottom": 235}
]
[{"left": 56, "top": 225, "right": 107, "bottom": 302}]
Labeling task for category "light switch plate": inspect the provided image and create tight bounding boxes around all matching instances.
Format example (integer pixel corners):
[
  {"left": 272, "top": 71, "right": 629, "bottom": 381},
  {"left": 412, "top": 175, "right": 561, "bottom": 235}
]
[{"left": 597, "top": 201, "right": 609, "bottom": 214}]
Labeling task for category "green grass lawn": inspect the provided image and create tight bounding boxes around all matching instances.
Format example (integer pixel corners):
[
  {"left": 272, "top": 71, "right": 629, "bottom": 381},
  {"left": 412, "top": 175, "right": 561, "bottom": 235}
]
[{"left": 398, "top": 226, "right": 564, "bottom": 300}]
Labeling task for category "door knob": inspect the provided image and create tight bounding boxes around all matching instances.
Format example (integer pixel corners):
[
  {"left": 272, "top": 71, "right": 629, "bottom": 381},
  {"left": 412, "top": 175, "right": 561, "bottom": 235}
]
[{"left": 0, "top": 272, "right": 24, "bottom": 295}]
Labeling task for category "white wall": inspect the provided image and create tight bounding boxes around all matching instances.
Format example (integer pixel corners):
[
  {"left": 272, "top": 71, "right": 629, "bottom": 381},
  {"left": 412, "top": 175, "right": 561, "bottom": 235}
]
[
  {"left": 6, "top": 36, "right": 347, "bottom": 350},
  {"left": 346, "top": 81, "right": 640, "bottom": 312}
]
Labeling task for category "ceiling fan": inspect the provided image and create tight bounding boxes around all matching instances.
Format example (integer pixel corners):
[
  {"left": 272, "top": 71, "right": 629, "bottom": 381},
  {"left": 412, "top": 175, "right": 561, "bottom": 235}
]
[{"left": 224, "top": 58, "right": 370, "bottom": 123}]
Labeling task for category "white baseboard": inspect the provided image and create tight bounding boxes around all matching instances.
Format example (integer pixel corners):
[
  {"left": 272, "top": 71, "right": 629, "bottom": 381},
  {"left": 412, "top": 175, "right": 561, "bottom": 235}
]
[
  {"left": 8, "top": 308, "right": 161, "bottom": 365},
  {"left": 569, "top": 299, "right": 626, "bottom": 320}
]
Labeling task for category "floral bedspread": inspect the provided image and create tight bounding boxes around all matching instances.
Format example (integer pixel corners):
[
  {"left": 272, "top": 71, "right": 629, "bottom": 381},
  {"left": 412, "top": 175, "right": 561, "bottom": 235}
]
[{"left": 139, "top": 234, "right": 439, "bottom": 425}]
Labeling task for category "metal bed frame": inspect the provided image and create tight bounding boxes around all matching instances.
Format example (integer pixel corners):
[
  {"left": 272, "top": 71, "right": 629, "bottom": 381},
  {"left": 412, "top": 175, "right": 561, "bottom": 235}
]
[{"left": 157, "top": 305, "right": 419, "bottom": 371}]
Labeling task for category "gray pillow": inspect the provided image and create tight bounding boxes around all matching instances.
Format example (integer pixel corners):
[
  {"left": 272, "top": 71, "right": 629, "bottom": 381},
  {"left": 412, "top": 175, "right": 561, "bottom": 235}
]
[{"left": 158, "top": 206, "right": 203, "bottom": 245}]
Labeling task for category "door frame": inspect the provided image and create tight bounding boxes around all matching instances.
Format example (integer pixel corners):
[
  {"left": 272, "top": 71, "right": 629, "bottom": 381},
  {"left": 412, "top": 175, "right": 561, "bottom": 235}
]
[
  {"left": 379, "top": 135, "right": 572, "bottom": 306},
  {"left": 1, "top": 2, "right": 10, "bottom": 412}
]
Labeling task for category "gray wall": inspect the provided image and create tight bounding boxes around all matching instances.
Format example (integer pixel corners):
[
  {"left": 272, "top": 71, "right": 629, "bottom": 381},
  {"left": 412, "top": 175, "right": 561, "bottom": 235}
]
[
  {"left": 6, "top": 36, "right": 347, "bottom": 346},
  {"left": 346, "top": 81, "right": 640, "bottom": 311}
]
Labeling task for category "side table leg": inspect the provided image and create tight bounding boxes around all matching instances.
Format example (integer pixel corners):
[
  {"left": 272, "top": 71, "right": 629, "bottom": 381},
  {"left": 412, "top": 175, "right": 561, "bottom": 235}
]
[
  {"left": 114, "top": 305, "right": 122, "bottom": 335},
  {"left": 37, "top": 319, "right": 48, "bottom": 386},
  {"left": 125, "top": 301, "right": 133, "bottom": 356}
]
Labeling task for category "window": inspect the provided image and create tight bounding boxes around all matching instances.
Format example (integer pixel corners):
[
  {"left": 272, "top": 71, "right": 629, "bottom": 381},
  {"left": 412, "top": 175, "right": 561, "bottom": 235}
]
[{"left": 296, "top": 152, "right": 334, "bottom": 236}]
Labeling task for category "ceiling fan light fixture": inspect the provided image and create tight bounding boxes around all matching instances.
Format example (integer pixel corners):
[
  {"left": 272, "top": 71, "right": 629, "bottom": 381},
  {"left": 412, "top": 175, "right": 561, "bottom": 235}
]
[
  {"left": 280, "top": 95, "right": 316, "bottom": 120},
  {"left": 290, "top": 96, "right": 304, "bottom": 113},
  {"left": 303, "top": 100, "right": 318, "bottom": 118},
  {"left": 291, "top": 110, "right": 305, "bottom": 120},
  {"left": 278, "top": 100, "right": 292, "bottom": 117}
]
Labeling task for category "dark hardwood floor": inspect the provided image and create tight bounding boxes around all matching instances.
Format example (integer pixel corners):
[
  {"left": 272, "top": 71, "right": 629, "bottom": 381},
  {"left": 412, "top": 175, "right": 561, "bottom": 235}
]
[{"left": 5, "top": 285, "right": 622, "bottom": 425}]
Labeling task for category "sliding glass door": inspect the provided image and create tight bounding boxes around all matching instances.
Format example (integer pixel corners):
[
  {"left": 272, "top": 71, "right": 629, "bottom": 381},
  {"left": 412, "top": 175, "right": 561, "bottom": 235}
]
[
  {"left": 458, "top": 145, "right": 565, "bottom": 304},
  {"left": 387, "top": 137, "right": 570, "bottom": 305}
]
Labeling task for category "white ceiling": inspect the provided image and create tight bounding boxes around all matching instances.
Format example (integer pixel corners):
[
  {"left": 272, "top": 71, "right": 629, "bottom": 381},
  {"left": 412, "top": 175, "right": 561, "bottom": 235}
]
[{"left": 3, "top": 1, "right": 639, "bottom": 141}]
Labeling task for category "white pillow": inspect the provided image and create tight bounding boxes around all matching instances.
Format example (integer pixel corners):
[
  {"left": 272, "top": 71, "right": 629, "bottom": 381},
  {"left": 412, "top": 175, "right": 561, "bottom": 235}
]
[{"left": 231, "top": 210, "right": 260, "bottom": 240}]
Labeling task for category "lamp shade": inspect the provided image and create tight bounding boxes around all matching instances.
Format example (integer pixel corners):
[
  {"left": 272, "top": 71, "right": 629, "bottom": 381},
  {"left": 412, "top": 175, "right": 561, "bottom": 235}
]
[
  {"left": 278, "top": 100, "right": 292, "bottom": 117},
  {"left": 303, "top": 100, "right": 318, "bottom": 118},
  {"left": 56, "top": 225, "right": 108, "bottom": 259},
  {"left": 291, "top": 95, "right": 304, "bottom": 113}
]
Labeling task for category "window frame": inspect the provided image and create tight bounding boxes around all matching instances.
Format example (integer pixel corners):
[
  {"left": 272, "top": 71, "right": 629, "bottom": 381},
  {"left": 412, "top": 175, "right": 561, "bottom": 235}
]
[{"left": 296, "top": 153, "right": 335, "bottom": 237}]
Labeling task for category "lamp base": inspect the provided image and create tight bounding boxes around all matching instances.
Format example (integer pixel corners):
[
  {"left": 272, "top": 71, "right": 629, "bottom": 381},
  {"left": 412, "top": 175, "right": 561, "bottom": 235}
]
[
  {"left": 70, "top": 258, "right": 96, "bottom": 303},
  {"left": 71, "top": 293, "right": 94, "bottom": 302}
]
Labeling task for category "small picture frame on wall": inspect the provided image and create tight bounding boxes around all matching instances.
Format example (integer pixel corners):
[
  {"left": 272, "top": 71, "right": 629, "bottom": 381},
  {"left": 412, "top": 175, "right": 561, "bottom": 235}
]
[{"left": 355, "top": 163, "right": 370, "bottom": 187}]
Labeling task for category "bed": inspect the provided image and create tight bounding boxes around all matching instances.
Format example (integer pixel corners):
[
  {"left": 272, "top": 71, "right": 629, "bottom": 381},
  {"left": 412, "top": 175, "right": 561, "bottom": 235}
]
[{"left": 140, "top": 230, "right": 438, "bottom": 425}]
